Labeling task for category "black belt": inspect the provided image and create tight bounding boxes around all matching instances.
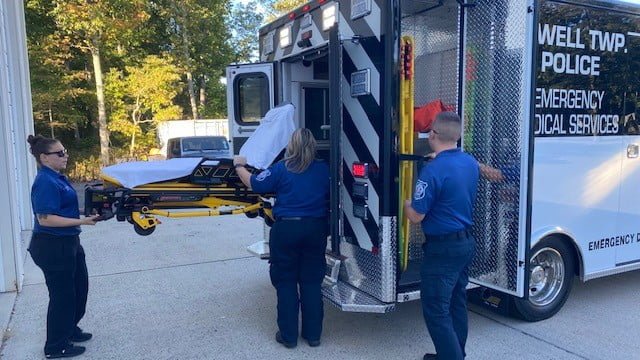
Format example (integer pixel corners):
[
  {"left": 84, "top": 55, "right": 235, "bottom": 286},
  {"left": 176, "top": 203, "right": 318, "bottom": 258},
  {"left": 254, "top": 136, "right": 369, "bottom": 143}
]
[
  {"left": 425, "top": 229, "right": 472, "bottom": 242},
  {"left": 276, "top": 216, "right": 327, "bottom": 222},
  {"left": 277, "top": 217, "right": 303, "bottom": 221}
]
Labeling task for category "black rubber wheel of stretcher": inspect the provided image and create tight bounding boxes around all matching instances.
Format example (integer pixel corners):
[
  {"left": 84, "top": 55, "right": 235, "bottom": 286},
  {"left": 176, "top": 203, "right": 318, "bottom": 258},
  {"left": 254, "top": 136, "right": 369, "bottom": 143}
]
[{"left": 133, "top": 223, "right": 156, "bottom": 236}]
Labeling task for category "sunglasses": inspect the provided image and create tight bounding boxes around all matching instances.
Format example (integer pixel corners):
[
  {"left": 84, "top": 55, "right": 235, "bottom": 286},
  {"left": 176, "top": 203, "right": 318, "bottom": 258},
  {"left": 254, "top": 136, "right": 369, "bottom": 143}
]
[{"left": 44, "top": 149, "right": 68, "bottom": 157}]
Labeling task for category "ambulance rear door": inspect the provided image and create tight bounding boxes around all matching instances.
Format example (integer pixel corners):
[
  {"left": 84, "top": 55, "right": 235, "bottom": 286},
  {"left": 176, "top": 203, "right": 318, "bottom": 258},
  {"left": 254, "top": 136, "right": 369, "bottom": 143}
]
[{"left": 226, "top": 63, "right": 276, "bottom": 155}]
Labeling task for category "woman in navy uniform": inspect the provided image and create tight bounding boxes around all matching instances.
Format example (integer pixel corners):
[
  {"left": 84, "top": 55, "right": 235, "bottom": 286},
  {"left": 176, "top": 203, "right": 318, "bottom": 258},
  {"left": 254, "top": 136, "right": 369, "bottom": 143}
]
[
  {"left": 404, "top": 112, "right": 479, "bottom": 360},
  {"left": 27, "top": 135, "right": 99, "bottom": 358},
  {"left": 234, "top": 128, "right": 329, "bottom": 348}
]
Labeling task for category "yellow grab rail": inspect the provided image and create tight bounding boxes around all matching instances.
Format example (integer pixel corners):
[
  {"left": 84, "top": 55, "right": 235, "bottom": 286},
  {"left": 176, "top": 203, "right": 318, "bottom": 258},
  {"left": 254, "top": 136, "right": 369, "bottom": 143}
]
[{"left": 399, "top": 36, "right": 415, "bottom": 271}]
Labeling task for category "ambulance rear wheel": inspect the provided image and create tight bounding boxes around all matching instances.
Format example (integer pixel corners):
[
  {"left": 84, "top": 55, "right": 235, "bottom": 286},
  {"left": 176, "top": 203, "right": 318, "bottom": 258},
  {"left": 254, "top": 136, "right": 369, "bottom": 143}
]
[
  {"left": 133, "top": 223, "right": 155, "bottom": 236},
  {"left": 513, "top": 238, "right": 574, "bottom": 322}
]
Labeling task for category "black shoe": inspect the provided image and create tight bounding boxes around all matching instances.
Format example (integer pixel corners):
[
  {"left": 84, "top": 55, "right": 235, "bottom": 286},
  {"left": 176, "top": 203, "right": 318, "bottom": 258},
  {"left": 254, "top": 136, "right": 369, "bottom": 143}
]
[
  {"left": 423, "top": 353, "right": 437, "bottom": 360},
  {"left": 45, "top": 344, "right": 86, "bottom": 358},
  {"left": 301, "top": 335, "right": 321, "bottom": 347},
  {"left": 70, "top": 329, "right": 92, "bottom": 343},
  {"left": 275, "top": 331, "right": 297, "bottom": 348}
]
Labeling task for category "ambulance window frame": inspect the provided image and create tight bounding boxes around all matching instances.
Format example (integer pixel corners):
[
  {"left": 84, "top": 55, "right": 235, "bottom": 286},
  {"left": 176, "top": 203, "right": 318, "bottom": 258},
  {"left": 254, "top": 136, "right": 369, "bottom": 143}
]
[{"left": 233, "top": 72, "right": 271, "bottom": 125}]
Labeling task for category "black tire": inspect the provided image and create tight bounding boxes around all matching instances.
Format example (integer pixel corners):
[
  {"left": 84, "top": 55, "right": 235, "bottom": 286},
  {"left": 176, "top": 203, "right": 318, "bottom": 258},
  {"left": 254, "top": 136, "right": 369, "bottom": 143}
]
[
  {"left": 133, "top": 223, "right": 156, "bottom": 236},
  {"left": 263, "top": 214, "right": 274, "bottom": 227},
  {"left": 513, "top": 237, "right": 575, "bottom": 322},
  {"left": 245, "top": 211, "right": 259, "bottom": 219}
]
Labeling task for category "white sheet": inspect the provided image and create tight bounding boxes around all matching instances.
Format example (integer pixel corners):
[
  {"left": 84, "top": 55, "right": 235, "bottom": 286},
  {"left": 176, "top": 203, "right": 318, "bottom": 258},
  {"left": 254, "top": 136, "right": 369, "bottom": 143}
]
[
  {"left": 102, "top": 158, "right": 203, "bottom": 188},
  {"left": 240, "top": 104, "right": 296, "bottom": 169}
]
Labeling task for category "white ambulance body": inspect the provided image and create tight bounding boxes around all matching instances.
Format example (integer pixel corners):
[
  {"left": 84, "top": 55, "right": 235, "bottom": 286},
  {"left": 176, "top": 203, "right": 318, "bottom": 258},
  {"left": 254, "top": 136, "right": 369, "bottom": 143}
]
[{"left": 227, "top": 0, "right": 640, "bottom": 321}]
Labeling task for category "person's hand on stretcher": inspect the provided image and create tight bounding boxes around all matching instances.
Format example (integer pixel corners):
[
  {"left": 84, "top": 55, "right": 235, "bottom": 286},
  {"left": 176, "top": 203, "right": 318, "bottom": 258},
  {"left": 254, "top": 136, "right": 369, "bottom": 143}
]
[{"left": 234, "top": 156, "right": 252, "bottom": 189}]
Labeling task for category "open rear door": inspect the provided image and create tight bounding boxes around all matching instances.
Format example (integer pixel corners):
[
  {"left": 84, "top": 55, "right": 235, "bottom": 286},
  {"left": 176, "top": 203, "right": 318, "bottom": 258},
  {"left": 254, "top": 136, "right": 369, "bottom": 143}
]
[
  {"left": 226, "top": 63, "right": 276, "bottom": 155},
  {"left": 463, "top": 0, "right": 533, "bottom": 298}
]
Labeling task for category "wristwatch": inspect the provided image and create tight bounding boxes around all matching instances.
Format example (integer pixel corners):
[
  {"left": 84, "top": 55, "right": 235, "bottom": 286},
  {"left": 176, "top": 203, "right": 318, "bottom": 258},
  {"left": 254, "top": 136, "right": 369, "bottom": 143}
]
[{"left": 234, "top": 164, "right": 246, "bottom": 169}]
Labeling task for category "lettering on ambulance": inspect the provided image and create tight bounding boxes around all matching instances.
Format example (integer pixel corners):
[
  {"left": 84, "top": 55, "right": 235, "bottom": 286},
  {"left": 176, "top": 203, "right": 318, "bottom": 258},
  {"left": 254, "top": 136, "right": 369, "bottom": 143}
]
[
  {"left": 587, "top": 233, "right": 640, "bottom": 251},
  {"left": 535, "top": 3, "right": 640, "bottom": 138}
]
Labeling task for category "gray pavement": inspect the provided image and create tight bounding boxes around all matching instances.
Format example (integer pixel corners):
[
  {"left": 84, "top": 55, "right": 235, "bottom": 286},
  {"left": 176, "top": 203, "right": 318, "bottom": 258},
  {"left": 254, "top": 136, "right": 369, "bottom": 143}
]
[{"left": 1, "top": 214, "right": 639, "bottom": 359}]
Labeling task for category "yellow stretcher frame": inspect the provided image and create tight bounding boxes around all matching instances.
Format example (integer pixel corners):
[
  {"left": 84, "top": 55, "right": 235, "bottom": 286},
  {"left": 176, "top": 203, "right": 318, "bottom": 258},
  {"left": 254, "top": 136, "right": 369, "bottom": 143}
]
[
  {"left": 399, "top": 36, "right": 415, "bottom": 271},
  {"left": 95, "top": 172, "right": 274, "bottom": 236}
]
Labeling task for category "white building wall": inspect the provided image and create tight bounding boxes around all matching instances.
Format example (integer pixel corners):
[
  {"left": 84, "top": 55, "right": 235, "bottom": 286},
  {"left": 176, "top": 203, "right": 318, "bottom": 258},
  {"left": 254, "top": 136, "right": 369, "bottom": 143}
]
[{"left": 0, "top": 1, "right": 35, "bottom": 292}]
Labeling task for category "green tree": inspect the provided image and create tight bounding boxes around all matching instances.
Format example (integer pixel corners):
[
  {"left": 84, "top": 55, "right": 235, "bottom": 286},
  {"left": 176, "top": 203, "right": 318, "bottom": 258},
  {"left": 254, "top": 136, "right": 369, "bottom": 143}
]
[
  {"left": 50, "top": 0, "right": 150, "bottom": 165},
  {"left": 266, "top": 0, "right": 308, "bottom": 19},
  {"left": 106, "top": 56, "right": 182, "bottom": 156},
  {"left": 228, "top": 1, "right": 264, "bottom": 62},
  {"left": 26, "top": 0, "right": 94, "bottom": 141},
  {"left": 155, "top": 0, "right": 233, "bottom": 120}
]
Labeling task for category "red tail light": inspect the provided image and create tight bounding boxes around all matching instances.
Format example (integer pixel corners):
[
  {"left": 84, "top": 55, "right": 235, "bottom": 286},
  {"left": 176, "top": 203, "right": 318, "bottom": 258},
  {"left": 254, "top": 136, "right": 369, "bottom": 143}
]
[{"left": 352, "top": 162, "right": 369, "bottom": 178}]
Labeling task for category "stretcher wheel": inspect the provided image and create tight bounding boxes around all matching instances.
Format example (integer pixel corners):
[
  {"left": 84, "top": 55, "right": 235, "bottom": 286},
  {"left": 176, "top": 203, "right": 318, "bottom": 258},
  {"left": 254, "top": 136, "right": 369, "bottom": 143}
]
[
  {"left": 133, "top": 223, "right": 156, "bottom": 236},
  {"left": 245, "top": 211, "right": 259, "bottom": 219}
]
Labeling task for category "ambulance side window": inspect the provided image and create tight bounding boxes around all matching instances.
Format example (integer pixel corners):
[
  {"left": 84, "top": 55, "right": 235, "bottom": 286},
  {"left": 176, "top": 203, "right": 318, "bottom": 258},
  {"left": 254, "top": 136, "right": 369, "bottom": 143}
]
[{"left": 234, "top": 73, "right": 270, "bottom": 125}]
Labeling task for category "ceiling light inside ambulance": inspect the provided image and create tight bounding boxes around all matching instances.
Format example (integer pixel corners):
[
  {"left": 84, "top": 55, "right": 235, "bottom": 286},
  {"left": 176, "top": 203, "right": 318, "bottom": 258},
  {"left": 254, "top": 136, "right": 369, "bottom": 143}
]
[
  {"left": 279, "top": 26, "right": 292, "bottom": 48},
  {"left": 322, "top": 4, "right": 338, "bottom": 31}
]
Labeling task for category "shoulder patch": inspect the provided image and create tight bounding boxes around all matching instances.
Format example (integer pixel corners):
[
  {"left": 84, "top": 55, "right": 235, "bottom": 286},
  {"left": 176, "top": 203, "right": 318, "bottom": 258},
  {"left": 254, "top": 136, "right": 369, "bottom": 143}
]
[
  {"left": 414, "top": 180, "right": 428, "bottom": 200},
  {"left": 256, "top": 169, "right": 272, "bottom": 182}
]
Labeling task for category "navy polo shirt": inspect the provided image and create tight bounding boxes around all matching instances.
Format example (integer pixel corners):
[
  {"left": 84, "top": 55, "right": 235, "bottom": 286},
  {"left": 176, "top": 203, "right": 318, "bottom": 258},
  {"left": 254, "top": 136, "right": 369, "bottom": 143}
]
[
  {"left": 250, "top": 160, "right": 329, "bottom": 219},
  {"left": 31, "top": 166, "right": 81, "bottom": 236},
  {"left": 411, "top": 148, "right": 479, "bottom": 236}
]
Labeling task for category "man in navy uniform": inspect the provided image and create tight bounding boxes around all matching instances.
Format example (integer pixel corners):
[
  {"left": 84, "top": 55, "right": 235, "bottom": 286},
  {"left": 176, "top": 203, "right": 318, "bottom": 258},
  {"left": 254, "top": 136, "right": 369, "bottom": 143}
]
[{"left": 404, "top": 112, "right": 479, "bottom": 360}]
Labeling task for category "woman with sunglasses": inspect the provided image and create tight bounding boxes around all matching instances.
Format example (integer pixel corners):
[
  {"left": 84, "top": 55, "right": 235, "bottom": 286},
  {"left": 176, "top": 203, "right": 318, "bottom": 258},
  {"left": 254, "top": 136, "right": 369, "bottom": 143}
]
[{"left": 27, "top": 135, "right": 100, "bottom": 358}]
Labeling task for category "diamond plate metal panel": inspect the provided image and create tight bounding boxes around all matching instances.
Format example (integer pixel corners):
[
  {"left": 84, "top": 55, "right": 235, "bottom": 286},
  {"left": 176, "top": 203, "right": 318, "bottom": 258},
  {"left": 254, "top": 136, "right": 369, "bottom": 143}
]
[
  {"left": 339, "top": 216, "right": 396, "bottom": 302},
  {"left": 401, "top": 1, "right": 460, "bottom": 262},
  {"left": 463, "top": 0, "right": 529, "bottom": 294},
  {"left": 322, "top": 280, "right": 395, "bottom": 313},
  {"left": 401, "top": 2, "right": 460, "bottom": 110}
]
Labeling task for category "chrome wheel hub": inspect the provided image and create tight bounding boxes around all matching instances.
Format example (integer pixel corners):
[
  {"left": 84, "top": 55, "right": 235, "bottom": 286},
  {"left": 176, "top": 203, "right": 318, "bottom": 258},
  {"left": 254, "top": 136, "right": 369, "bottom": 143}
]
[{"left": 528, "top": 247, "right": 564, "bottom": 307}]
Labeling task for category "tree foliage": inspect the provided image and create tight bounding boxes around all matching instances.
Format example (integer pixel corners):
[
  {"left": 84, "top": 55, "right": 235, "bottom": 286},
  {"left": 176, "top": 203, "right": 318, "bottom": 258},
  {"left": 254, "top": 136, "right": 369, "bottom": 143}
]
[
  {"left": 266, "top": 0, "right": 308, "bottom": 19},
  {"left": 106, "top": 56, "right": 182, "bottom": 155},
  {"left": 228, "top": 1, "right": 265, "bottom": 62},
  {"left": 25, "top": 0, "right": 267, "bottom": 177}
]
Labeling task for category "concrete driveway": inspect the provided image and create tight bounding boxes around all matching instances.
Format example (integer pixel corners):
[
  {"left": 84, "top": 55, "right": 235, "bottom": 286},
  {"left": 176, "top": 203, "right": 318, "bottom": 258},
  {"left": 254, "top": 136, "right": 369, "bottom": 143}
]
[{"left": 1, "top": 215, "right": 638, "bottom": 359}]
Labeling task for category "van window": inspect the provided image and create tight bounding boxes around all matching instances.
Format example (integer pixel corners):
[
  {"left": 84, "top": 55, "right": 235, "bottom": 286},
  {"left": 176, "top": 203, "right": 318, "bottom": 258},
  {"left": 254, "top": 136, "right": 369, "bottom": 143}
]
[
  {"left": 234, "top": 73, "right": 270, "bottom": 125},
  {"left": 168, "top": 139, "right": 180, "bottom": 158},
  {"left": 181, "top": 137, "right": 229, "bottom": 151}
]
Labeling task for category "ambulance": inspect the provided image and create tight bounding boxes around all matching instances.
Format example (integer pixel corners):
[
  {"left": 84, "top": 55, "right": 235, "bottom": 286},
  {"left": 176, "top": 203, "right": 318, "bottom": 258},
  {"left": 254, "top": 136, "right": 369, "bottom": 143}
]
[{"left": 226, "top": 0, "right": 640, "bottom": 321}]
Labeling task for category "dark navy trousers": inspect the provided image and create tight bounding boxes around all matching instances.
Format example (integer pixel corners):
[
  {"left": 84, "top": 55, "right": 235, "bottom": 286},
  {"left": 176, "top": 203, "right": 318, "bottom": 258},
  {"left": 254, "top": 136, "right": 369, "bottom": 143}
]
[
  {"left": 420, "top": 236, "right": 475, "bottom": 360},
  {"left": 269, "top": 218, "right": 328, "bottom": 344},
  {"left": 28, "top": 233, "right": 88, "bottom": 353}
]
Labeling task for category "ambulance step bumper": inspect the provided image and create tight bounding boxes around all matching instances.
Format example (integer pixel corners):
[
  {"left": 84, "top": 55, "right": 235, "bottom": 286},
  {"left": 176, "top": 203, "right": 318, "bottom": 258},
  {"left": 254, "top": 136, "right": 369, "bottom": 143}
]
[{"left": 321, "top": 280, "right": 395, "bottom": 313}]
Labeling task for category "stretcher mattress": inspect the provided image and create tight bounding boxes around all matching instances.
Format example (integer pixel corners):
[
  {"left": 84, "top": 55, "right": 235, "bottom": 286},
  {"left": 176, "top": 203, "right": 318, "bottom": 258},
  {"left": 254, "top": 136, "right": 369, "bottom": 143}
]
[
  {"left": 239, "top": 103, "right": 295, "bottom": 169},
  {"left": 102, "top": 158, "right": 218, "bottom": 188}
]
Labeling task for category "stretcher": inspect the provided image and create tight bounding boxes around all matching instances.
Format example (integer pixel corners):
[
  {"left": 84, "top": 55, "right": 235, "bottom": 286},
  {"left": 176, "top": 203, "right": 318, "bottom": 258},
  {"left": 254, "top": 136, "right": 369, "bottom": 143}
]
[
  {"left": 84, "top": 157, "right": 274, "bottom": 236},
  {"left": 84, "top": 104, "right": 295, "bottom": 236}
]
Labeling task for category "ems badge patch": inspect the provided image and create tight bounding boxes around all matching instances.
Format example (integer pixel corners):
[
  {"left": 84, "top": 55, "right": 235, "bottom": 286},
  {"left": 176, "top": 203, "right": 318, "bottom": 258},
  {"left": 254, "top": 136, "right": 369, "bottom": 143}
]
[
  {"left": 414, "top": 180, "right": 428, "bottom": 200},
  {"left": 256, "top": 169, "right": 271, "bottom": 181}
]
